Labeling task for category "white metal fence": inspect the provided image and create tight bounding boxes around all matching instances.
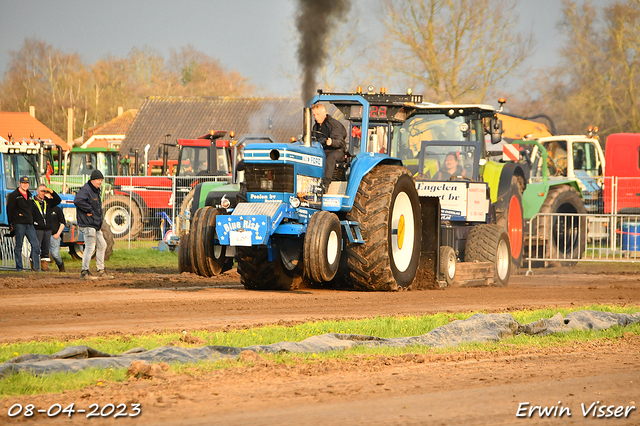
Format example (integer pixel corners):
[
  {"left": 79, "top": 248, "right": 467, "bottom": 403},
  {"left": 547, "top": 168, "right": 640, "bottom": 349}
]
[
  {"left": 99, "top": 175, "right": 233, "bottom": 249},
  {"left": 525, "top": 212, "right": 639, "bottom": 274}
]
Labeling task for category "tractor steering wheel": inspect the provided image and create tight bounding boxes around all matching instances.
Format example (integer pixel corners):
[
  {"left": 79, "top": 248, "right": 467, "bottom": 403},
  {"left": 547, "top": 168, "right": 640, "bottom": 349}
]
[
  {"left": 449, "top": 175, "right": 473, "bottom": 182},
  {"left": 548, "top": 156, "right": 567, "bottom": 176}
]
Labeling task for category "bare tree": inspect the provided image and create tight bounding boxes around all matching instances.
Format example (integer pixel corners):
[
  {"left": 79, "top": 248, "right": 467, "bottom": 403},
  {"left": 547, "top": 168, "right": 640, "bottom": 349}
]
[
  {"left": 1, "top": 38, "right": 255, "bottom": 141},
  {"left": 0, "top": 38, "right": 89, "bottom": 138},
  {"left": 169, "top": 45, "right": 253, "bottom": 97},
  {"left": 533, "top": 0, "right": 640, "bottom": 138},
  {"left": 381, "top": 0, "right": 534, "bottom": 103}
]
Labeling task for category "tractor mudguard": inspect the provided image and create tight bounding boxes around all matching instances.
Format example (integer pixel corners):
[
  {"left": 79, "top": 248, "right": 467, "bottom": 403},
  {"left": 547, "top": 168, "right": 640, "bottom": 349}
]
[
  {"left": 112, "top": 189, "right": 148, "bottom": 218},
  {"left": 494, "top": 162, "right": 527, "bottom": 214},
  {"left": 482, "top": 161, "right": 505, "bottom": 204}
]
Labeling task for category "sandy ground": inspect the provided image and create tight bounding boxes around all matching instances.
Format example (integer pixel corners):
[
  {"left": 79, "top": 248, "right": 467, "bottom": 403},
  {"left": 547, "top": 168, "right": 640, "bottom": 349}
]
[{"left": 0, "top": 264, "right": 639, "bottom": 425}]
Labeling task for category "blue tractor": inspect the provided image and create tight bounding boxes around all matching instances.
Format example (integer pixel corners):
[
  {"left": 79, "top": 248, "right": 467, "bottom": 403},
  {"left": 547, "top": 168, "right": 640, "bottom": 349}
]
[{"left": 184, "top": 90, "right": 443, "bottom": 291}]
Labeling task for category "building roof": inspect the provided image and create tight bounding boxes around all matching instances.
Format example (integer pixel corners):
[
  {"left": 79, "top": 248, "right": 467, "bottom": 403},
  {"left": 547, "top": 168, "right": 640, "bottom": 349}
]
[
  {"left": 0, "top": 112, "right": 70, "bottom": 151},
  {"left": 120, "top": 96, "right": 302, "bottom": 160},
  {"left": 86, "top": 109, "right": 137, "bottom": 138}
]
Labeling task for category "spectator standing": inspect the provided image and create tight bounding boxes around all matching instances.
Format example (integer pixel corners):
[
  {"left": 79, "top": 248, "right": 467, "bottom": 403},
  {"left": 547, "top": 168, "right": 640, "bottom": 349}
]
[
  {"left": 31, "top": 184, "right": 61, "bottom": 271},
  {"left": 49, "top": 204, "right": 66, "bottom": 272},
  {"left": 74, "top": 170, "right": 113, "bottom": 279},
  {"left": 7, "top": 176, "right": 41, "bottom": 272}
]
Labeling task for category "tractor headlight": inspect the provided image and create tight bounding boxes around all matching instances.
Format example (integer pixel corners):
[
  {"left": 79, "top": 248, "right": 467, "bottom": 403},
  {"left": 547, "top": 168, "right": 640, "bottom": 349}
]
[
  {"left": 290, "top": 197, "right": 301, "bottom": 209},
  {"left": 220, "top": 195, "right": 231, "bottom": 209}
]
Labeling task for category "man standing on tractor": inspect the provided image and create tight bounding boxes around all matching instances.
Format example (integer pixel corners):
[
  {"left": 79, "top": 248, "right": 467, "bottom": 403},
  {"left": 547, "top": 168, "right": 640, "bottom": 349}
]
[
  {"left": 74, "top": 170, "right": 113, "bottom": 280},
  {"left": 312, "top": 103, "right": 347, "bottom": 189},
  {"left": 7, "top": 176, "right": 41, "bottom": 272},
  {"left": 31, "top": 184, "right": 61, "bottom": 271}
]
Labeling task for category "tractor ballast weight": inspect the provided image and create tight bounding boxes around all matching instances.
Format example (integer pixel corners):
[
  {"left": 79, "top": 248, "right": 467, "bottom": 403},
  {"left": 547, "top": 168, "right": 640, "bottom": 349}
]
[{"left": 189, "top": 91, "right": 437, "bottom": 291}]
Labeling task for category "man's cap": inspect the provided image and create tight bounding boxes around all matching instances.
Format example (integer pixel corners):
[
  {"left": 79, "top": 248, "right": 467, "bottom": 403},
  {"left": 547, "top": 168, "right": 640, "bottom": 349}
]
[
  {"left": 90, "top": 170, "right": 104, "bottom": 180},
  {"left": 19, "top": 176, "right": 29, "bottom": 183}
]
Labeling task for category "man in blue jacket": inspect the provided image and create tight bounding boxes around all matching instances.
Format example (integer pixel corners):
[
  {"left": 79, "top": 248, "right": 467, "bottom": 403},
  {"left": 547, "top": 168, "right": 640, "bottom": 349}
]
[{"left": 74, "top": 170, "right": 113, "bottom": 279}]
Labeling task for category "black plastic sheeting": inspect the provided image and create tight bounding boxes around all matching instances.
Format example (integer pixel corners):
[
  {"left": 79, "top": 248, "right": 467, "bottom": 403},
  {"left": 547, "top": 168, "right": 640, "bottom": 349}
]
[{"left": 1, "top": 310, "right": 638, "bottom": 378}]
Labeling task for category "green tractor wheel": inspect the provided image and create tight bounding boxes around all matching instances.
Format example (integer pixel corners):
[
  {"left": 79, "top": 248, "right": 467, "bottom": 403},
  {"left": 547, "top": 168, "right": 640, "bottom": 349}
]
[{"left": 537, "top": 185, "right": 587, "bottom": 266}]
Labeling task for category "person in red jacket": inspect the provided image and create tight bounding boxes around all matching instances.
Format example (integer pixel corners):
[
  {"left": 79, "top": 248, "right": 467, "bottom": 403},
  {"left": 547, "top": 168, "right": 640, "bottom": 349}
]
[{"left": 7, "top": 176, "right": 41, "bottom": 272}]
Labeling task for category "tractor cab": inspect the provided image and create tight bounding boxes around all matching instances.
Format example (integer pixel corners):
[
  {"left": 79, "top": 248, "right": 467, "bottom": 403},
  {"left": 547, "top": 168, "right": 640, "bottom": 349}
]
[
  {"left": 177, "top": 131, "right": 233, "bottom": 177},
  {"left": 391, "top": 103, "right": 501, "bottom": 178}
]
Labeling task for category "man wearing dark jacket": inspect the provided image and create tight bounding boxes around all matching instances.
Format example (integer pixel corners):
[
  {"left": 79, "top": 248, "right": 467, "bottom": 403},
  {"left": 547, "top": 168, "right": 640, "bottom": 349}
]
[
  {"left": 74, "top": 170, "right": 112, "bottom": 279},
  {"left": 7, "top": 176, "right": 41, "bottom": 272},
  {"left": 31, "top": 184, "right": 61, "bottom": 271},
  {"left": 49, "top": 204, "right": 66, "bottom": 272},
  {"left": 312, "top": 103, "right": 348, "bottom": 188}
]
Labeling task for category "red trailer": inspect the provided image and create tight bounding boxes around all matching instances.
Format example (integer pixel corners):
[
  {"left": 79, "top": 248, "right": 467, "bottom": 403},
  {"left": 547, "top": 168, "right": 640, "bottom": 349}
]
[{"left": 603, "top": 133, "right": 640, "bottom": 214}]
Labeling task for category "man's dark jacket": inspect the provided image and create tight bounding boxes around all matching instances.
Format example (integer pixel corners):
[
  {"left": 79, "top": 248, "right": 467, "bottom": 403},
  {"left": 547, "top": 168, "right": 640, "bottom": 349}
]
[
  {"left": 313, "top": 114, "right": 347, "bottom": 152},
  {"left": 32, "top": 190, "right": 62, "bottom": 230},
  {"left": 74, "top": 181, "right": 103, "bottom": 230},
  {"left": 7, "top": 188, "right": 34, "bottom": 225}
]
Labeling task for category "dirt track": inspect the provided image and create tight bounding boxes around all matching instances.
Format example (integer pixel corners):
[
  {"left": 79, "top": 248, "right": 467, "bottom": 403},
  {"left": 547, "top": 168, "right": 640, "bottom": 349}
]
[{"left": 1, "top": 265, "right": 639, "bottom": 425}]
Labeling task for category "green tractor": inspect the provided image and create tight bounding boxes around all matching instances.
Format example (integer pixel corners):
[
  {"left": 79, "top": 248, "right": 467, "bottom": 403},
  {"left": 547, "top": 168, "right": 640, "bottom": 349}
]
[{"left": 393, "top": 100, "right": 587, "bottom": 271}]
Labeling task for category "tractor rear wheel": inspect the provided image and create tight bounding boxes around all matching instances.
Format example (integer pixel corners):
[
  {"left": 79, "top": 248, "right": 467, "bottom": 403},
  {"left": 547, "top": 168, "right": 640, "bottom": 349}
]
[
  {"left": 304, "top": 211, "right": 342, "bottom": 283},
  {"left": 537, "top": 185, "right": 587, "bottom": 266},
  {"left": 344, "top": 165, "right": 421, "bottom": 291},
  {"left": 236, "top": 247, "right": 302, "bottom": 290},
  {"left": 465, "top": 224, "right": 511, "bottom": 286},
  {"left": 497, "top": 176, "right": 524, "bottom": 269},
  {"left": 103, "top": 195, "right": 143, "bottom": 240}
]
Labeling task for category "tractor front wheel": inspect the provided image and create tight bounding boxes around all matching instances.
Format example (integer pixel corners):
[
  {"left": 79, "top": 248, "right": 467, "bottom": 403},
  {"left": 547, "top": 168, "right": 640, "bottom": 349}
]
[
  {"left": 537, "top": 185, "right": 587, "bottom": 266},
  {"left": 439, "top": 246, "right": 456, "bottom": 286},
  {"left": 304, "top": 211, "right": 342, "bottom": 283}
]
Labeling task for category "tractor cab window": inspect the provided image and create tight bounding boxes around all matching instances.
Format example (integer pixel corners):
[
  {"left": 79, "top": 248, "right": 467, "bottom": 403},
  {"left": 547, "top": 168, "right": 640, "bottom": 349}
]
[
  {"left": 348, "top": 123, "right": 391, "bottom": 157},
  {"left": 69, "top": 153, "right": 98, "bottom": 176},
  {"left": 391, "top": 115, "right": 467, "bottom": 175},
  {"left": 542, "top": 140, "right": 568, "bottom": 176},
  {"left": 179, "top": 146, "right": 208, "bottom": 176},
  {"left": 100, "top": 153, "right": 119, "bottom": 176},
  {"left": 416, "top": 144, "right": 476, "bottom": 181},
  {"left": 214, "top": 147, "right": 231, "bottom": 175},
  {"left": 4, "top": 154, "right": 39, "bottom": 189},
  {"left": 572, "top": 141, "right": 600, "bottom": 176}
]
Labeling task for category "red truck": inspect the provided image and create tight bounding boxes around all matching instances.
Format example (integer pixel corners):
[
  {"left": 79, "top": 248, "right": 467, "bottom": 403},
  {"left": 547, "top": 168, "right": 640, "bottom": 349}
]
[{"left": 603, "top": 133, "right": 640, "bottom": 214}]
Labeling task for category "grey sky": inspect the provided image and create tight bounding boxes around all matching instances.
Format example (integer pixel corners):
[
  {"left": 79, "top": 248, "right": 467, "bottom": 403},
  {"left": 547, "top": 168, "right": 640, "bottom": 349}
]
[{"left": 0, "top": 0, "right": 586, "bottom": 98}]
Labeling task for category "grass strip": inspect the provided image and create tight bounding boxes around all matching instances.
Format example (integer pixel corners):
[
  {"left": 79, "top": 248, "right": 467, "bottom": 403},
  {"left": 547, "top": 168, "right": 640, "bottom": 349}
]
[{"left": 1, "top": 304, "right": 638, "bottom": 397}]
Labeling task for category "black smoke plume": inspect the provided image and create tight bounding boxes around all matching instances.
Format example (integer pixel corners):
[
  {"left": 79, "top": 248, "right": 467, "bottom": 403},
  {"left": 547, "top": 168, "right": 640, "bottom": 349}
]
[{"left": 295, "top": 0, "right": 351, "bottom": 103}]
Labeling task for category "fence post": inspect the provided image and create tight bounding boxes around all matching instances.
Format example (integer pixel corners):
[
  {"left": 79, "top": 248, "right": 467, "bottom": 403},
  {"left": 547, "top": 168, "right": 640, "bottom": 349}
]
[
  {"left": 171, "top": 175, "right": 176, "bottom": 233},
  {"left": 128, "top": 175, "right": 132, "bottom": 250}
]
